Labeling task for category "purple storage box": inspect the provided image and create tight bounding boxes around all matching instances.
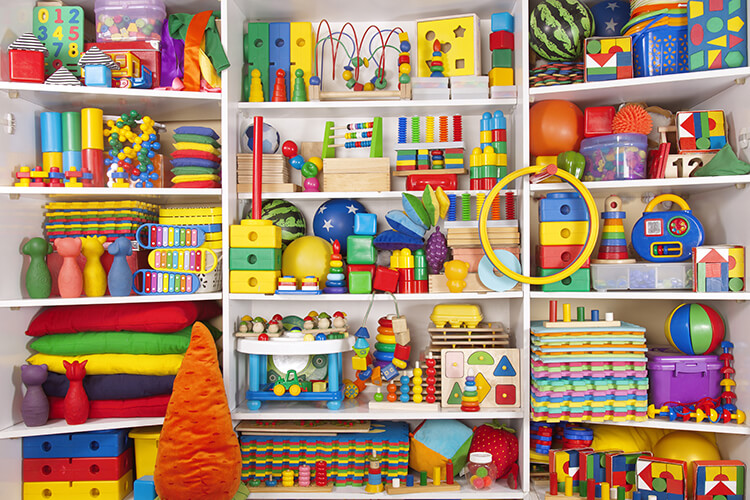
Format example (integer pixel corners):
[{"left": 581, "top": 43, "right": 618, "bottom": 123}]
[{"left": 646, "top": 347, "right": 722, "bottom": 407}]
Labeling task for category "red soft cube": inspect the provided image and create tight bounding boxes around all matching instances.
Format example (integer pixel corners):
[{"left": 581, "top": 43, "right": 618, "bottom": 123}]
[
  {"left": 393, "top": 343, "right": 411, "bottom": 361},
  {"left": 584, "top": 106, "right": 616, "bottom": 138},
  {"left": 489, "top": 31, "right": 514, "bottom": 51},
  {"left": 9, "top": 50, "right": 45, "bottom": 84},
  {"left": 372, "top": 266, "right": 399, "bottom": 293}
]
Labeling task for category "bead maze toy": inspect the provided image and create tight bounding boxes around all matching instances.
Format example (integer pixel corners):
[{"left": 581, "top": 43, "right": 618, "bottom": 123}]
[
  {"left": 631, "top": 194, "right": 704, "bottom": 262},
  {"left": 693, "top": 460, "right": 746, "bottom": 500},
  {"left": 531, "top": 301, "right": 649, "bottom": 423},
  {"left": 308, "top": 22, "right": 412, "bottom": 101},
  {"left": 440, "top": 348, "right": 520, "bottom": 409},
  {"left": 321, "top": 118, "right": 390, "bottom": 192}
]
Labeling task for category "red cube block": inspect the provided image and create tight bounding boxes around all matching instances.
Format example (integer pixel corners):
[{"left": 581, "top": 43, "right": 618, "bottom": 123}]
[
  {"left": 489, "top": 31, "right": 514, "bottom": 51},
  {"left": 584, "top": 106, "right": 616, "bottom": 138},
  {"left": 348, "top": 264, "right": 376, "bottom": 276},
  {"left": 9, "top": 49, "right": 45, "bottom": 83},
  {"left": 536, "top": 244, "right": 589, "bottom": 269},
  {"left": 393, "top": 343, "right": 411, "bottom": 361},
  {"left": 373, "top": 266, "right": 399, "bottom": 293}
]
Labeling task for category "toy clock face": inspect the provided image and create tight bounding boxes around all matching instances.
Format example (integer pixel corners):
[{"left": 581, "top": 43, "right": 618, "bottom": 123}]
[{"left": 33, "top": 6, "right": 84, "bottom": 77}]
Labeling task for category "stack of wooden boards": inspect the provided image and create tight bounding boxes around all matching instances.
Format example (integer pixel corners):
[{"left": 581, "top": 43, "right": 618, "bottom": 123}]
[{"left": 236, "top": 153, "right": 299, "bottom": 193}]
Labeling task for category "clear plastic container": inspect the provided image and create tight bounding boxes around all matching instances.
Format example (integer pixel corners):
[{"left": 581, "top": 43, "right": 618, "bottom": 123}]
[
  {"left": 580, "top": 133, "right": 648, "bottom": 181},
  {"left": 590, "top": 262, "right": 693, "bottom": 291},
  {"left": 466, "top": 452, "right": 498, "bottom": 490},
  {"left": 95, "top": 0, "right": 166, "bottom": 42}
]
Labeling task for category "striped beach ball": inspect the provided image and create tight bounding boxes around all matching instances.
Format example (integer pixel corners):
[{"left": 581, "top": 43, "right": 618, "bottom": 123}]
[{"left": 665, "top": 303, "right": 725, "bottom": 355}]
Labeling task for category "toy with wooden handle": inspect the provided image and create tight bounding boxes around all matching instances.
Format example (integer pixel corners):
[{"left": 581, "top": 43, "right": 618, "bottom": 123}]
[
  {"left": 22, "top": 237, "right": 53, "bottom": 298},
  {"left": 81, "top": 235, "right": 107, "bottom": 297},
  {"left": 54, "top": 237, "right": 83, "bottom": 298},
  {"left": 107, "top": 236, "right": 133, "bottom": 297}
]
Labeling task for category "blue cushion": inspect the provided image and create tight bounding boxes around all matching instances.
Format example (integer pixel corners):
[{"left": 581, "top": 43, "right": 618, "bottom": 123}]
[
  {"left": 170, "top": 158, "right": 221, "bottom": 168},
  {"left": 385, "top": 211, "right": 427, "bottom": 239},
  {"left": 373, "top": 230, "right": 423, "bottom": 251},
  {"left": 173, "top": 126, "right": 220, "bottom": 140}
]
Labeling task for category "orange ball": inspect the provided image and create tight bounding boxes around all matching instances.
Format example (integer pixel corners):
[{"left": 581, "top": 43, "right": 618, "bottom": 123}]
[{"left": 530, "top": 100, "right": 584, "bottom": 157}]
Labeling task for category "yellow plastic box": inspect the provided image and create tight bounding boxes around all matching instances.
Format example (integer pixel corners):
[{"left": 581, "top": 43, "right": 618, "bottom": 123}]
[
  {"left": 539, "top": 221, "right": 589, "bottom": 246},
  {"left": 230, "top": 219, "right": 282, "bottom": 249},
  {"left": 24, "top": 470, "right": 133, "bottom": 500},
  {"left": 230, "top": 270, "right": 281, "bottom": 294},
  {"left": 128, "top": 426, "right": 161, "bottom": 479}
]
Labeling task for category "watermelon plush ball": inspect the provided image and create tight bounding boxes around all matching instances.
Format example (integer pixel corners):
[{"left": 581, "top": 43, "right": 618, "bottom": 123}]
[
  {"left": 529, "top": 0, "right": 595, "bottom": 61},
  {"left": 468, "top": 423, "right": 519, "bottom": 484},
  {"left": 259, "top": 199, "right": 306, "bottom": 250}
]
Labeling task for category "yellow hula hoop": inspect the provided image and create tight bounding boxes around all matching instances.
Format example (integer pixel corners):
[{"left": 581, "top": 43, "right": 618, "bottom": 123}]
[{"left": 478, "top": 165, "right": 599, "bottom": 285}]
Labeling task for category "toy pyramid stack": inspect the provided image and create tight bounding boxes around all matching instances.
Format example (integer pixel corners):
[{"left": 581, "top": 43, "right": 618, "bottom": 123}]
[
  {"left": 489, "top": 12, "right": 514, "bottom": 92},
  {"left": 530, "top": 301, "right": 649, "bottom": 422}
]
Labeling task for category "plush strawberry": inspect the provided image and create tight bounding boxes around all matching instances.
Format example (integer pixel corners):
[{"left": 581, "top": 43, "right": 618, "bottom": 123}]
[{"left": 468, "top": 422, "right": 519, "bottom": 488}]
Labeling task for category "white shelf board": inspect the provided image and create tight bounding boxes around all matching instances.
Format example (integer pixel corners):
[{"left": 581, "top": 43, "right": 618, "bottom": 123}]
[
  {"left": 237, "top": 98, "right": 517, "bottom": 119},
  {"left": 0, "top": 292, "right": 222, "bottom": 309},
  {"left": 238, "top": 189, "right": 518, "bottom": 201},
  {"left": 530, "top": 175, "right": 750, "bottom": 196},
  {"left": 230, "top": 291, "right": 523, "bottom": 302},
  {"left": 0, "top": 82, "right": 221, "bottom": 121},
  {"left": 233, "top": 399, "right": 524, "bottom": 421},
  {"left": 530, "top": 291, "right": 750, "bottom": 301},
  {"left": 529, "top": 67, "right": 750, "bottom": 108},
  {"left": 238, "top": 481, "right": 524, "bottom": 499},
  {"left": 0, "top": 416, "right": 163, "bottom": 440},
  {"left": 0, "top": 186, "right": 221, "bottom": 202},
  {"left": 65, "top": 0, "right": 214, "bottom": 15},
  {"left": 591, "top": 418, "right": 750, "bottom": 436}
]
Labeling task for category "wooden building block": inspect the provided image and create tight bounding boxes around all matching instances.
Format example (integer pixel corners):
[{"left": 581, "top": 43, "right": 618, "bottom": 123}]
[{"left": 322, "top": 158, "right": 390, "bottom": 192}]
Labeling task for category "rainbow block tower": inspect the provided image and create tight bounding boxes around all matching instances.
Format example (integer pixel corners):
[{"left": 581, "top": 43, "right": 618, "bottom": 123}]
[
  {"left": 537, "top": 192, "right": 590, "bottom": 292},
  {"left": 489, "top": 12, "right": 514, "bottom": 87},
  {"left": 23, "top": 429, "right": 134, "bottom": 499},
  {"left": 591, "top": 195, "right": 635, "bottom": 264}
]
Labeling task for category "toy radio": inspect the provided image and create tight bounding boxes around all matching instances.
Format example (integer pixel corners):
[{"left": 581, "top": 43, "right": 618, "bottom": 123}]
[{"left": 631, "top": 194, "right": 704, "bottom": 262}]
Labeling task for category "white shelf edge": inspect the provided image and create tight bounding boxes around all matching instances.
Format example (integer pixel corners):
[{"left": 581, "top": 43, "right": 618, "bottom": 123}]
[
  {"left": 237, "top": 189, "right": 518, "bottom": 201},
  {"left": 0, "top": 187, "right": 222, "bottom": 198},
  {"left": 0, "top": 81, "right": 221, "bottom": 102},
  {"left": 0, "top": 416, "right": 164, "bottom": 440},
  {"left": 589, "top": 418, "right": 750, "bottom": 436},
  {"left": 237, "top": 97, "right": 517, "bottom": 111},
  {"left": 530, "top": 291, "right": 750, "bottom": 301},
  {"left": 0, "top": 292, "right": 222, "bottom": 308},
  {"left": 230, "top": 291, "right": 523, "bottom": 302},
  {"left": 529, "top": 175, "right": 750, "bottom": 193}
]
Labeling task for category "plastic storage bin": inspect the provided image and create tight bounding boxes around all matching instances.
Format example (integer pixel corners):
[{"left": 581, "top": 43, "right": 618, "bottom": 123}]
[
  {"left": 631, "top": 16, "right": 689, "bottom": 77},
  {"left": 96, "top": 0, "right": 166, "bottom": 42},
  {"left": 128, "top": 426, "right": 161, "bottom": 478},
  {"left": 581, "top": 133, "right": 648, "bottom": 181},
  {"left": 591, "top": 262, "right": 693, "bottom": 291},
  {"left": 646, "top": 348, "right": 722, "bottom": 407}
]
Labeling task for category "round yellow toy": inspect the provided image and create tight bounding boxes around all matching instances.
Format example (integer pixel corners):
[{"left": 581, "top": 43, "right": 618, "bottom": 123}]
[
  {"left": 281, "top": 236, "right": 332, "bottom": 281},
  {"left": 653, "top": 431, "right": 720, "bottom": 492}
]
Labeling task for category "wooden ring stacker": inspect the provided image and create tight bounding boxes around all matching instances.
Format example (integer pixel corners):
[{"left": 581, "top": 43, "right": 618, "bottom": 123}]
[{"left": 478, "top": 165, "right": 599, "bottom": 285}]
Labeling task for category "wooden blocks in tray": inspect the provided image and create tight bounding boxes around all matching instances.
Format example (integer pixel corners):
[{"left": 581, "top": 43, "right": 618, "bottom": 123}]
[
  {"left": 237, "top": 153, "right": 301, "bottom": 193},
  {"left": 322, "top": 158, "right": 391, "bottom": 192}
]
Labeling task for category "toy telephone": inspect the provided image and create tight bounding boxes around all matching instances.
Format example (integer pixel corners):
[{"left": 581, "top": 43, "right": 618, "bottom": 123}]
[{"left": 631, "top": 194, "right": 704, "bottom": 262}]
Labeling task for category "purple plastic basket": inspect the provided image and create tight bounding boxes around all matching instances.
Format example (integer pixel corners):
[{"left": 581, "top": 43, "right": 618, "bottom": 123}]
[
  {"left": 632, "top": 18, "right": 689, "bottom": 77},
  {"left": 646, "top": 348, "right": 722, "bottom": 407}
]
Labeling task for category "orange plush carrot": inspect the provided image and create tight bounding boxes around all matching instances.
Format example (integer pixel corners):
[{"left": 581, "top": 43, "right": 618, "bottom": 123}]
[{"left": 154, "top": 322, "right": 241, "bottom": 499}]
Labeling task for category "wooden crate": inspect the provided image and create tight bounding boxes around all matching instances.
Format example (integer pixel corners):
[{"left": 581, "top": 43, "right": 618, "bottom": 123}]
[{"left": 322, "top": 158, "right": 390, "bottom": 192}]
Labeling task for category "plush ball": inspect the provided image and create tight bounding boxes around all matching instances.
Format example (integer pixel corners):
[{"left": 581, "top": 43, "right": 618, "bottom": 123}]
[
  {"left": 590, "top": 0, "right": 630, "bottom": 37},
  {"left": 243, "top": 122, "right": 280, "bottom": 154},
  {"left": 259, "top": 199, "right": 306, "bottom": 250},
  {"left": 312, "top": 199, "right": 368, "bottom": 254},
  {"left": 530, "top": 100, "right": 584, "bottom": 157},
  {"left": 281, "top": 236, "right": 332, "bottom": 281},
  {"left": 665, "top": 303, "right": 725, "bottom": 355}
]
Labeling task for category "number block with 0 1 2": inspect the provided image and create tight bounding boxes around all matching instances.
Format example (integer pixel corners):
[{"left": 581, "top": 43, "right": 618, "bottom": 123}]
[{"left": 664, "top": 152, "right": 716, "bottom": 178}]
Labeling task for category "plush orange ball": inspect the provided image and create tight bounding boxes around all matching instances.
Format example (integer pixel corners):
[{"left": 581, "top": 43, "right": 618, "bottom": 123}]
[
  {"left": 530, "top": 100, "right": 584, "bottom": 157},
  {"left": 612, "top": 104, "right": 653, "bottom": 135}
]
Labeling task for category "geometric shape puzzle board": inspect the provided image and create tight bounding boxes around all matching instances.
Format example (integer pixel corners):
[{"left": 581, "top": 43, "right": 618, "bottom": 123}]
[
  {"left": 440, "top": 348, "right": 520, "bottom": 408},
  {"left": 687, "top": 0, "right": 747, "bottom": 71},
  {"left": 677, "top": 110, "right": 727, "bottom": 152}
]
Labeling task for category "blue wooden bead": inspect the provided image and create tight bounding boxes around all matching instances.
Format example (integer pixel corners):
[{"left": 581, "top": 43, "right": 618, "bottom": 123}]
[{"left": 400, "top": 40, "right": 411, "bottom": 52}]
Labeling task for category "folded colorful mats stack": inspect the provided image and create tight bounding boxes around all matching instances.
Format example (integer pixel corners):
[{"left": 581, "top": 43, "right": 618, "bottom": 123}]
[
  {"left": 44, "top": 201, "right": 159, "bottom": 242},
  {"left": 171, "top": 126, "right": 222, "bottom": 188},
  {"left": 530, "top": 319, "right": 649, "bottom": 423}
]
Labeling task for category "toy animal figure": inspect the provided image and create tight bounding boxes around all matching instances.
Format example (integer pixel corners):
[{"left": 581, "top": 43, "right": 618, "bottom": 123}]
[
  {"left": 22, "top": 237, "right": 53, "bottom": 298},
  {"left": 63, "top": 360, "right": 88, "bottom": 425},
  {"left": 444, "top": 259, "right": 470, "bottom": 293},
  {"left": 21, "top": 364, "right": 49, "bottom": 427},
  {"left": 54, "top": 237, "right": 83, "bottom": 298},
  {"left": 80, "top": 235, "right": 108, "bottom": 297},
  {"left": 107, "top": 236, "right": 133, "bottom": 296}
]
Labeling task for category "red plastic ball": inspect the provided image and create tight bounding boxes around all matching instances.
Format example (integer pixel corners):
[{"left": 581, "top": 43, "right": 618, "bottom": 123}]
[
  {"left": 529, "top": 100, "right": 584, "bottom": 157},
  {"left": 258, "top": 333, "right": 270, "bottom": 341},
  {"left": 281, "top": 140, "right": 298, "bottom": 158}
]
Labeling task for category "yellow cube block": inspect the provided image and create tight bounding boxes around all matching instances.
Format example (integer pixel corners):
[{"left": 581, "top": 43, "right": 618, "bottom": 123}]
[
  {"left": 312, "top": 381, "right": 327, "bottom": 392},
  {"left": 230, "top": 219, "right": 281, "bottom": 249},
  {"left": 722, "top": 465, "right": 738, "bottom": 481},
  {"left": 489, "top": 67, "right": 514, "bottom": 86},
  {"left": 497, "top": 153, "right": 508, "bottom": 166},
  {"left": 128, "top": 425, "right": 162, "bottom": 478},
  {"left": 230, "top": 270, "right": 281, "bottom": 294},
  {"left": 352, "top": 355, "right": 369, "bottom": 371},
  {"left": 665, "top": 463, "right": 683, "bottom": 479},
  {"left": 42, "top": 152, "right": 63, "bottom": 170},
  {"left": 539, "top": 221, "right": 589, "bottom": 246}
]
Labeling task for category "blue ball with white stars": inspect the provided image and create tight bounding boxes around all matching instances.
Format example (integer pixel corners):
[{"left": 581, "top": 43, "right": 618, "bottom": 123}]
[
  {"left": 312, "top": 198, "right": 368, "bottom": 254},
  {"left": 590, "top": 0, "right": 629, "bottom": 37}
]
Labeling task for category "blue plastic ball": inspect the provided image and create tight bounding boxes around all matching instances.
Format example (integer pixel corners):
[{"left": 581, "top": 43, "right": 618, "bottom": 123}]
[
  {"left": 315, "top": 333, "right": 327, "bottom": 341},
  {"left": 309, "top": 75, "right": 321, "bottom": 85},
  {"left": 312, "top": 199, "right": 368, "bottom": 254},
  {"left": 245, "top": 122, "right": 280, "bottom": 154},
  {"left": 289, "top": 154, "right": 305, "bottom": 170},
  {"left": 590, "top": 0, "right": 629, "bottom": 37},
  {"left": 400, "top": 40, "right": 411, "bottom": 52}
]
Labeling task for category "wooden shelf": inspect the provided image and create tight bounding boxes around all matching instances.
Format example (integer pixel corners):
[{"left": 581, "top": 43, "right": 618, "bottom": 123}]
[{"left": 0, "top": 417, "right": 163, "bottom": 439}]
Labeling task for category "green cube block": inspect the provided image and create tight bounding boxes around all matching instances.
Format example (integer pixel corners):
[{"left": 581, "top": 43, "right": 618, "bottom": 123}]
[
  {"left": 229, "top": 247, "right": 281, "bottom": 271},
  {"left": 346, "top": 235, "right": 377, "bottom": 265},
  {"left": 349, "top": 271, "right": 373, "bottom": 294},
  {"left": 492, "top": 49, "right": 513, "bottom": 68},
  {"left": 538, "top": 267, "right": 591, "bottom": 292},
  {"left": 586, "top": 67, "right": 617, "bottom": 76}
]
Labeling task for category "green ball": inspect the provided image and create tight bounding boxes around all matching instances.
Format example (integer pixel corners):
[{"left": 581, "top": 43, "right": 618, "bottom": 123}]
[
  {"left": 295, "top": 68, "right": 304, "bottom": 77},
  {"left": 301, "top": 161, "right": 318, "bottom": 179},
  {"left": 399, "top": 74, "right": 411, "bottom": 84}
]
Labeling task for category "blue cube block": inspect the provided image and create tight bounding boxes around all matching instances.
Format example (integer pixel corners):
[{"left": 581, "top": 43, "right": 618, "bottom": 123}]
[
  {"left": 491, "top": 12, "right": 514, "bottom": 33},
  {"left": 616, "top": 51, "right": 632, "bottom": 67},
  {"left": 710, "top": 136, "right": 727, "bottom": 150},
  {"left": 23, "top": 429, "right": 131, "bottom": 459},
  {"left": 380, "top": 362, "right": 399, "bottom": 381},
  {"left": 539, "top": 192, "right": 588, "bottom": 222},
  {"left": 83, "top": 65, "right": 112, "bottom": 87},
  {"left": 62, "top": 151, "right": 82, "bottom": 173},
  {"left": 354, "top": 212, "right": 377, "bottom": 236},
  {"left": 706, "top": 276, "right": 728, "bottom": 292},
  {"left": 134, "top": 475, "right": 157, "bottom": 500}
]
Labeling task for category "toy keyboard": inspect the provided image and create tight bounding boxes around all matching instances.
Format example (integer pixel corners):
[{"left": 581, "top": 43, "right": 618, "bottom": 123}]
[
  {"left": 148, "top": 248, "right": 217, "bottom": 273},
  {"left": 132, "top": 270, "right": 201, "bottom": 295},
  {"left": 136, "top": 223, "right": 206, "bottom": 249}
]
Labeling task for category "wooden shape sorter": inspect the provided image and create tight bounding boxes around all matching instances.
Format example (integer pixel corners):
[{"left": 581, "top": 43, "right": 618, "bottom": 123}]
[
  {"left": 677, "top": 110, "right": 727, "bottom": 152},
  {"left": 693, "top": 460, "right": 746, "bottom": 499},
  {"left": 687, "top": 0, "right": 747, "bottom": 71},
  {"left": 440, "top": 348, "right": 520, "bottom": 408},
  {"left": 416, "top": 15, "right": 481, "bottom": 77},
  {"left": 636, "top": 456, "right": 687, "bottom": 500},
  {"left": 584, "top": 36, "right": 633, "bottom": 82}
]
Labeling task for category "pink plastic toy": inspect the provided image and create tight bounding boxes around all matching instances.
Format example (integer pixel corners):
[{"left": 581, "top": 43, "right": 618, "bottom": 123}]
[
  {"left": 54, "top": 238, "right": 83, "bottom": 298},
  {"left": 63, "top": 360, "right": 88, "bottom": 425}
]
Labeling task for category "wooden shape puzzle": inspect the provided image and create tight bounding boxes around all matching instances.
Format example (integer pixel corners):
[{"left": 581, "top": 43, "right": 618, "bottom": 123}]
[
  {"left": 688, "top": 0, "right": 747, "bottom": 71},
  {"left": 693, "top": 460, "right": 746, "bottom": 500},
  {"left": 550, "top": 448, "right": 593, "bottom": 492},
  {"left": 606, "top": 451, "right": 653, "bottom": 495},
  {"left": 636, "top": 456, "right": 687, "bottom": 500},
  {"left": 694, "top": 245, "right": 745, "bottom": 292},
  {"left": 416, "top": 15, "right": 480, "bottom": 77},
  {"left": 440, "top": 348, "right": 520, "bottom": 408},
  {"left": 584, "top": 36, "right": 633, "bottom": 82},
  {"left": 677, "top": 110, "right": 727, "bottom": 152}
]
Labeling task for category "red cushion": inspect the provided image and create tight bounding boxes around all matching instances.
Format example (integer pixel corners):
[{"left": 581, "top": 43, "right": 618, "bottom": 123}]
[
  {"left": 171, "top": 150, "right": 221, "bottom": 162},
  {"left": 172, "top": 180, "right": 221, "bottom": 188},
  {"left": 26, "top": 301, "right": 221, "bottom": 336},
  {"left": 49, "top": 394, "right": 170, "bottom": 418}
]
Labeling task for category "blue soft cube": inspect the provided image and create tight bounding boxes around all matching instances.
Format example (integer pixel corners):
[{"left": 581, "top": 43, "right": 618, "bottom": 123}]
[
  {"left": 491, "top": 12, "right": 514, "bottom": 33},
  {"left": 354, "top": 212, "right": 377, "bottom": 236},
  {"left": 134, "top": 475, "right": 157, "bottom": 500},
  {"left": 84, "top": 65, "right": 112, "bottom": 87}
]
